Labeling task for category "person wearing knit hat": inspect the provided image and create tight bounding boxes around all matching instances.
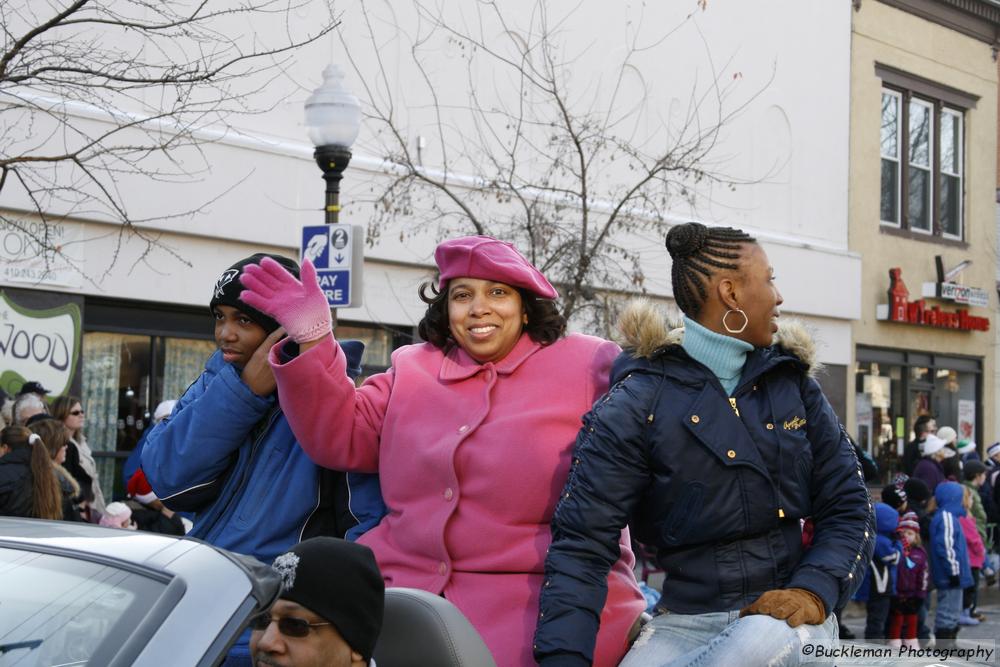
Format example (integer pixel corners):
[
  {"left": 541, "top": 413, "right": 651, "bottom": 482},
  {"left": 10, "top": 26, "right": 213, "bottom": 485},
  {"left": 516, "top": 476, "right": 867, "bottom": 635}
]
[
  {"left": 902, "top": 477, "right": 931, "bottom": 508},
  {"left": 912, "top": 434, "right": 953, "bottom": 493},
  {"left": 881, "top": 484, "right": 908, "bottom": 512},
  {"left": 956, "top": 439, "right": 980, "bottom": 463},
  {"left": 889, "top": 511, "right": 928, "bottom": 650},
  {"left": 936, "top": 426, "right": 958, "bottom": 448},
  {"left": 251, "top": 537, "right": 384, "bottom": 667},
  {"left": 124, "top": 468, "right": 187, "bottom": 535},
  {"left": 141, "top": 254, "right": 386, "bottom": 666},
  {"left": 99, "top": 501, "right": 136, "bottom": 530},
  {"left": 898, "top": 511, "right": 921, "bottom": 534},
  {"left": 238, "top": 235, "right": 647, "bottom": 667}
]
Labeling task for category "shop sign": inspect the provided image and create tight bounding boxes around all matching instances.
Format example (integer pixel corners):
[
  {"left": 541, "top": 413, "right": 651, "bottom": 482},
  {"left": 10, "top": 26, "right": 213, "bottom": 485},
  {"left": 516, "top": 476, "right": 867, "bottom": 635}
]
[
  {"left": 0, "top": 219, "right": 83, "bottom": 288},
  {"left": 920, "top": 282, "right": 990, "bottom": 307},
  {"left": 0, "top": 291, "right": 81, "bottom": 397},
  {"left": 875, "top": 267, "right": 990, "bottom": 332}
]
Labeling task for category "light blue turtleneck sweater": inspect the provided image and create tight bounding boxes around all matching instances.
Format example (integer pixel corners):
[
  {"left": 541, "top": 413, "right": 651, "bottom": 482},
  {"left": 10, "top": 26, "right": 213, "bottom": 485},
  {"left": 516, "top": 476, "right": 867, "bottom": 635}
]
[{"left": 681, "top": 316, "right": 754, "bottom": 395}]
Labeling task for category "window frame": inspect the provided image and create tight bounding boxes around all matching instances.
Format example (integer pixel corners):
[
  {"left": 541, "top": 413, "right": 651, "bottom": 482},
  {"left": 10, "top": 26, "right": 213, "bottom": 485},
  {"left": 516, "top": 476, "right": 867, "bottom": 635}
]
[
  {"left": 880, "top": 89, "right": 903, "bottom": 228},
  {"left": 939, "top": 107, "right": 964, "bottom": 241},
  {"left": 875, "top": 63, "right": 976, "bottom": 245},
  {"left": 905, "top": 96, "right": 935, "bottom": 235}
]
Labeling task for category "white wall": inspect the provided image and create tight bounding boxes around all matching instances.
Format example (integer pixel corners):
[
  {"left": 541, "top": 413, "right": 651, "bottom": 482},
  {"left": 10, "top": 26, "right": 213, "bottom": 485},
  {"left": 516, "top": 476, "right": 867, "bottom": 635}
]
[{"left": 0, "top": 0, "right": 860, "bottom": 362}]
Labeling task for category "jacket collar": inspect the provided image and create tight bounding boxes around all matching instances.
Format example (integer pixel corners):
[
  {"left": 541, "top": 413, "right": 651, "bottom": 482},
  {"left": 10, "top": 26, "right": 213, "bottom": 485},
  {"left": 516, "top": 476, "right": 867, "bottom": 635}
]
[
  {"left": 616, "top": 343, "right": 803, "bottom": 394},
  {"left": 439, "top": 333, "right": 541, "bottom": 381}
]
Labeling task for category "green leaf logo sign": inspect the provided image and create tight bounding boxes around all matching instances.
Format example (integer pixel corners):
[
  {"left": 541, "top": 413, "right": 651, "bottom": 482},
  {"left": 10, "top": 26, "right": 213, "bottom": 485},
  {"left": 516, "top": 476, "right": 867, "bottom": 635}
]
[{"left": 0, "top": 291, "right": 81, "bottom": 398}]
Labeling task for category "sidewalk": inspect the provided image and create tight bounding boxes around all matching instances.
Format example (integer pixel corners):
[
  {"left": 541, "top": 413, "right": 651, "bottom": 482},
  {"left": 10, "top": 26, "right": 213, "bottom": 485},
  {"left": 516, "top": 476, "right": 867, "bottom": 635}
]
[
  {"left": 841, "top": 580, "right": 1000, "bottom": 641},
  {"left": 841, "top": 580, "right": 999, "bottom": 664}
]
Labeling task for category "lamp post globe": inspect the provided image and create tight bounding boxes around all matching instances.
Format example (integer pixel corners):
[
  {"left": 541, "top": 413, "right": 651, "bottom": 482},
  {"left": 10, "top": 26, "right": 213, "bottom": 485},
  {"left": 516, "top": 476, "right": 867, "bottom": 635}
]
[{"left": 305, "top": 64, "right": 362, "bottom": 224}]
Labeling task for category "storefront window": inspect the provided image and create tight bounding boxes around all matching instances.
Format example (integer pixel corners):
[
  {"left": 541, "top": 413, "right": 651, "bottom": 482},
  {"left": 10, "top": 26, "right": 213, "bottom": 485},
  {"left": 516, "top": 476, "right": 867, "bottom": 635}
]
[
  {"left": 855, "top": 362, "right": 903, "bottom": 476},
  {"left": 854, "top": 347, "right": 981, "bottom": 483},
  {"left": 82, "top": 332, "right": 215, "bottom": 499},
  {"left": 933, "top": 368, "right": 976, "bottom": 442},
  {"left": 336, "top": 322, "right": 413, "bottom": 381}
]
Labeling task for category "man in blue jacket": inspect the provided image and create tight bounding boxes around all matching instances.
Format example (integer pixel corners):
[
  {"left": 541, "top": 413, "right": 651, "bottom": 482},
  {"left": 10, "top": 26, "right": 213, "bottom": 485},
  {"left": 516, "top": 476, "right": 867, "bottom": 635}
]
[{"left": 142, "top": 253, "right": 385, "bottom": 666}]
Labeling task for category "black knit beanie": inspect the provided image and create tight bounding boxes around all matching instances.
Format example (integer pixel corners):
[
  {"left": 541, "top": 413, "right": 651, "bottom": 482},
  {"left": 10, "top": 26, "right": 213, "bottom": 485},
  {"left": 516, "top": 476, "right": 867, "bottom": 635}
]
[
  {"left": 903, "top": 477, "right": 931, "bottom": 506},
  {"left": 880, "top": 484, "right": 907, "bottom": 511},
  {"left": 209, "top": 253, "right": 299, "bottom": 333},
  {"left": 271, "top": 537, "right": 384, "bottom": 661}
]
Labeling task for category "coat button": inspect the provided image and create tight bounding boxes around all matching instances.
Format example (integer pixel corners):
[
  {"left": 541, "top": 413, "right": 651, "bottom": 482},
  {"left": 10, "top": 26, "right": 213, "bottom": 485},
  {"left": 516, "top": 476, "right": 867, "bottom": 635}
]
[
  {"left": 690, "top": 415, "right": 700, "bottom": 424},
  {"left": 726, "top": 450, "right": 736, "bottom": 459},
  {"left": 439, "top": 562, "right": 447, "bottom": 575},
  {"left": 766, "top": 423, "right": 774, "bottom": 430},
  {"left": 458, "top": 425, "right": 469, "bottom": 434},
  {"left": 444, "top": 488, "right": 454, "bottom": 501}
]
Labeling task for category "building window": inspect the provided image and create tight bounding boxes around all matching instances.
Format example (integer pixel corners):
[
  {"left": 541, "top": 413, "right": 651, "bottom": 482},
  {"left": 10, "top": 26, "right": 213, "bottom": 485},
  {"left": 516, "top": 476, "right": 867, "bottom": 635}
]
[
  {"left": 879, "top": 87, "right": 964, "bottom": 240},
  {"left": 82, "top": 332, "right": 215, "bottom": 498},
  {"left": 854, "top": 346, "right": 981, "bottom": 483}
]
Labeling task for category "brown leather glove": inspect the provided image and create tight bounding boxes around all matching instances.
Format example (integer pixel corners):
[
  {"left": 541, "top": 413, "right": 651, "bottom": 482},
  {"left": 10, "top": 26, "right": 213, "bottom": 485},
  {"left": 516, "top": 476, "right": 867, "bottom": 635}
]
[{"left": 739, "top": 588, "right": 826, "bottom": 628}]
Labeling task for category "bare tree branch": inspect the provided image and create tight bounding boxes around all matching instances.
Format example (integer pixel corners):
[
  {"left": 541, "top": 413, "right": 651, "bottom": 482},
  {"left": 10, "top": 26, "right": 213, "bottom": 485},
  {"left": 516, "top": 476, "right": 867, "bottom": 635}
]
[
  {"left": 348, "top": 0, "right": 774, "bottom": 330},
  {"left": 0, "top": 0, "right": 339, "bottom": 280}
]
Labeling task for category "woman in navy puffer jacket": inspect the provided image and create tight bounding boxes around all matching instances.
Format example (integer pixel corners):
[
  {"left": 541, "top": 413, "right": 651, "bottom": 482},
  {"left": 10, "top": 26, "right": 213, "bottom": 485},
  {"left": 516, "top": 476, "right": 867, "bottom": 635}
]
[{"left": 534, "top": 223, "right": 875, "bottom": 667}]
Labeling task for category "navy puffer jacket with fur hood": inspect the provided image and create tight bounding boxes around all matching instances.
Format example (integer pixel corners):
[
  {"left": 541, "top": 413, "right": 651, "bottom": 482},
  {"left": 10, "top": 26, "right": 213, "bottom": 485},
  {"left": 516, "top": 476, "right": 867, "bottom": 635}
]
[{"left": 534, "top": 301, "right": 875, "bottom": 666}]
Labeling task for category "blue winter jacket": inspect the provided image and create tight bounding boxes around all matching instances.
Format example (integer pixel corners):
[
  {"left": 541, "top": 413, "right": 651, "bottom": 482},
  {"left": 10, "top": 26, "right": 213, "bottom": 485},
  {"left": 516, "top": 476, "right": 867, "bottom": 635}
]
[
  {"left": 853, "top": 502, "right": 902, "bottom": 601},
  {"left": 928, "top": 481, "right": 974, "bottom": 590},
  {"left": 142, "top": 343, "right": 386, "bottom": 556},
  {"left": 534, "top": 307, "right": 874, "bottom": 666}
]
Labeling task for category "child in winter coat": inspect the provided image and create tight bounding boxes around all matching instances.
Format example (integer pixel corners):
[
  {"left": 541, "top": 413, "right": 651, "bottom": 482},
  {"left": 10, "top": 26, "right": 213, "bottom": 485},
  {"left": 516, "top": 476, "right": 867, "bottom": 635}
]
[
  {"left": 959, "top": 484, "right": 986, "bottom": 626},
  {"left": 929, "top": 481, "right": 974, "bottom": 647},
  {"left": 854, "top": 502, "right": 903, "bottom": 641},
  {"left": 888, "top": 512, "right": 928, "bottom": 649}
]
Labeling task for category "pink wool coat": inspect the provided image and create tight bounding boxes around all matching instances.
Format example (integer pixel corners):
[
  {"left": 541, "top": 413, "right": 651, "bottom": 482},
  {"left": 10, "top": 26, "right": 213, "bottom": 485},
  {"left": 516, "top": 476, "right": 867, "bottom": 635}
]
[{"left": 270, "top": 332, "right": 645, "bottom": 667}]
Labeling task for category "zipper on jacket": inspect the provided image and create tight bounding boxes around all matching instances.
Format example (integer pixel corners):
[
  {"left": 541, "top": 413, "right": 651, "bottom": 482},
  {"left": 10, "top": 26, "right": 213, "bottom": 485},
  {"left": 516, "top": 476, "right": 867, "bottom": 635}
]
[
  {"left": 728, "top": 397, "right": 740, "bottom": 417},
  {"left": 204, "top": 406, "right": 281, "bottom": 542}
]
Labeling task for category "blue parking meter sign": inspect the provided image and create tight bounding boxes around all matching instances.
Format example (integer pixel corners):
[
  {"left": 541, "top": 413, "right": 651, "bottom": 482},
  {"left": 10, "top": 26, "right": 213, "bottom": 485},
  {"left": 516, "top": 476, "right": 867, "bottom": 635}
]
[
  {"left": 301, "top": 225, "right": 353, "bottom": 307},
  {"left": 302, "top": 226, "right": 329, "bottom": 268}
]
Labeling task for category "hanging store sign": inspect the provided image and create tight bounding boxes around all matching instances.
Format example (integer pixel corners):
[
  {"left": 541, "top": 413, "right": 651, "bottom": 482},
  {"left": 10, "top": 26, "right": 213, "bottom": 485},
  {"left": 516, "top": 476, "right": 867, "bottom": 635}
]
[
  {"left": 919, "top": 256, "right": 990, "bottom": 307},
  {"left": 0, "top": 291, "right": 81, "bottom": 397},
  {"left": 920, "top": 281, "right": 990, "bottom": 307},
  {"left": 875, "top": 267, "right": 989, "bottom": 332}
]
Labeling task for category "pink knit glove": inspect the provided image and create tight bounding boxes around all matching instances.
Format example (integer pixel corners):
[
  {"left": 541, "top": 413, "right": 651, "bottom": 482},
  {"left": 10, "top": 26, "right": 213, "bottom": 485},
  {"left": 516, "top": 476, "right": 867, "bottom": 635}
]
[{"left": 239, "top": 257, "right": 332, "bottom": 343}]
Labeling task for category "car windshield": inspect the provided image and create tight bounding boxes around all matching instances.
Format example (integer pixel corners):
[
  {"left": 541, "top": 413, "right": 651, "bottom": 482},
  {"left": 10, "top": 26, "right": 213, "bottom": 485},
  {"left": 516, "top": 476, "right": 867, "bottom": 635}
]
[{"left": 0, "top": 547, "right": 166, "bottom": 666}]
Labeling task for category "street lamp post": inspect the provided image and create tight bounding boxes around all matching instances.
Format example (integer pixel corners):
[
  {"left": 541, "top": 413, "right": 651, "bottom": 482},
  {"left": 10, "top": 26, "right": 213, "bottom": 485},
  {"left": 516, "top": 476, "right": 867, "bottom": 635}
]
[
  {"left": 305, "top": 64, "right": 362, "bottom": 225},
  {"left": 304, "top": 65, "right": 362, "bottom": 325}
]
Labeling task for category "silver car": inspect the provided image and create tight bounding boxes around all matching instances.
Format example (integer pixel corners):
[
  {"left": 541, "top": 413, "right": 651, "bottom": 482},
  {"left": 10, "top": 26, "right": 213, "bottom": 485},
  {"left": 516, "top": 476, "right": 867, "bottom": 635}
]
[{"left": 0, "top": 517, "right": 280, "bottom": 666}]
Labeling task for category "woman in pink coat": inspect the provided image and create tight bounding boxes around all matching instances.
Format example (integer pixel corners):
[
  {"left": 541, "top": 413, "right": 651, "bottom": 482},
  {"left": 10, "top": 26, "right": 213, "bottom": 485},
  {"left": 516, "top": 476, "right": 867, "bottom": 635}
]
[{"left": 240, "top": 236, "right": 645, "bottom": 667}]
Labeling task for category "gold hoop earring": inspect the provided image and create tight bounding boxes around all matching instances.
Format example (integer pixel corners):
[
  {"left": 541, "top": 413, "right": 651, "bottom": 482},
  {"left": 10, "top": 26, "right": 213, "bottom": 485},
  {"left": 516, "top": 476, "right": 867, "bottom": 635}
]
[{"left": 723, "top": 308, "right": 749, "bottom": 334}]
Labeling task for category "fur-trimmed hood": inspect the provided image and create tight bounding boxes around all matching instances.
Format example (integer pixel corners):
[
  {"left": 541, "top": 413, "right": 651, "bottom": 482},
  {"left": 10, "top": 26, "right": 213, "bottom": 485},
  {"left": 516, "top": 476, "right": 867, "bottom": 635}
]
[{"left": 615, "top": 298, "right": 821, "bottom": 376}]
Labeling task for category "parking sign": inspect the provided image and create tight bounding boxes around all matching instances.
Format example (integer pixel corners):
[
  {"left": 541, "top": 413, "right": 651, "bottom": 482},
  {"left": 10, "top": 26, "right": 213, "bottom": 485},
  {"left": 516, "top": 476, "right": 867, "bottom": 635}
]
[{"left": 300, "top": 224, "right": 357, "bottom": 307}]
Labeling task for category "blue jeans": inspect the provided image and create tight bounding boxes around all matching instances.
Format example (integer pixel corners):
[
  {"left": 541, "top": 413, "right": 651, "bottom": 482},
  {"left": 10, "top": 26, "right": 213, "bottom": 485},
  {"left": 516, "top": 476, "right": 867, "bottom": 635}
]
[
  {"left": 935, "top": 587, "right": 962, "bottom": 631},
  {"left": 619, "top": 609, "right": 839, "bottom": 667}
]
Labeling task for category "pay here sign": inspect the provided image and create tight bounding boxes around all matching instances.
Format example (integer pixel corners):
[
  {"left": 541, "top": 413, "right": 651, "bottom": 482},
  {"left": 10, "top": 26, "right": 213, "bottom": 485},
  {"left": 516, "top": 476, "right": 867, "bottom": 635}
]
[{"left": 301, "top": 224, "right": 361, "bottom": 308}]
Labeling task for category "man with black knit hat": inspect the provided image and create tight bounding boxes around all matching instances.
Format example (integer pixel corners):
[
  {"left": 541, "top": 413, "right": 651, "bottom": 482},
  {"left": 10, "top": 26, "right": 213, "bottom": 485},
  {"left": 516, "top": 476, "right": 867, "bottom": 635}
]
[
  {"left": 142, "top": 253, "right": 385, "bottom": 667},
  {"left": 251, "top": 537, "right": 384, "bottom": 667}
]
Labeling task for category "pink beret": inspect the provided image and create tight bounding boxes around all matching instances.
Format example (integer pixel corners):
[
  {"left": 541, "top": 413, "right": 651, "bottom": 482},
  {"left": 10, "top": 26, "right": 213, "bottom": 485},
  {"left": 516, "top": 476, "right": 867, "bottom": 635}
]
[{"left": 435, "top": 235, "right": 558, "bottom": 299}]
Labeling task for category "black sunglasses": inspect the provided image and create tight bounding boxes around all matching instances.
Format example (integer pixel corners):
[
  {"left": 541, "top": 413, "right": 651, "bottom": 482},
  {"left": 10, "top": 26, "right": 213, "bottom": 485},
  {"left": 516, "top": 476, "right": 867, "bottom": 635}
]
[
  {"left": 69, "top": 410, "right": 85, "bottom": 416},
  {"left": 250, "top": 613, "right": 332, "bottom": 638}
]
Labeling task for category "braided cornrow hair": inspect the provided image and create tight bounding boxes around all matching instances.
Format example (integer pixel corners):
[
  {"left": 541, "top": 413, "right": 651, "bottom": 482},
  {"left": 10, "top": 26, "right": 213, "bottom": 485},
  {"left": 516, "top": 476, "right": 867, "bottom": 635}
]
[{"left": 666, "top": 222, "right": 756, "bottom": 317}]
